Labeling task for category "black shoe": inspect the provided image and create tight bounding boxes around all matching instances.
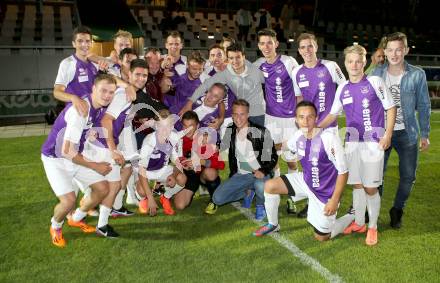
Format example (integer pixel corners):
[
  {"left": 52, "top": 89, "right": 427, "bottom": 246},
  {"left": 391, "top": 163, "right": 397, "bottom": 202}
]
[
  {"left": 153, "top": 185, "right": 165, "bottom": 196},
  {"left": 389, "top": 207, "right": 403, "bottom": 229},
  {"left": 96, "top": 224, "right": 119, "bottom": 238},
  {"left": 111, "top": 206, "right": 135, "bottom": 217},
  {"left": 297, "top": 204, "right": 308, "bottom": 218},
  {"left": 286, "top": 199, "right": 297, "bottom": 215}
]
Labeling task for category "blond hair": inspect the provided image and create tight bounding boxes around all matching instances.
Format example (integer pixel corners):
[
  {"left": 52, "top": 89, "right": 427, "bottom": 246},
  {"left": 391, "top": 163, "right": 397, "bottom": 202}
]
[
  {"left": 113, "top": 29, "right": 133, "bottom": 41},
  {"left": 344, "top": 44, "right": 367, "bottom": 58}
]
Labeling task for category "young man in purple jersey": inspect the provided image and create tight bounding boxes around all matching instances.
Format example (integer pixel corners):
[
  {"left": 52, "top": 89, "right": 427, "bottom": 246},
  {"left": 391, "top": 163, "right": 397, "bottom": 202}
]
[
  {"left": 291, "top": 32, "right": 346, "bottom": 218},
  {"left": 319, "top": 45, "right": 396, "bottom": 246},
  {"left": 167, "top": 51, "right": 209, "bottom": 116},
  {"left": 161, "top": 31, "right": 187, "bottom": 106},
  {"left": 90, "top": 59, "right": 151, "bottom": 231},
  {"left": 254, "top": 101, "right": 353, "bottom": 240},
  {"left": 137, "top": 109, "right": 187, "bottom": 216},
  {"left": 53, "top": 26, "right": 98, "bottom": 116},
  {"left": 254, "top": 28, "right": 300, "bottom": 177},
  {"left": 41, "top": 74, "right": 117, "bottom": 248}
]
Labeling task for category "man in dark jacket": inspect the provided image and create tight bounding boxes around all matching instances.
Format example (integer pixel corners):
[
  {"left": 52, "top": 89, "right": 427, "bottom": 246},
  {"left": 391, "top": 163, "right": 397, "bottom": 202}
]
[{"left": 213, "top": 99, "right": 277, "bottom": 221}]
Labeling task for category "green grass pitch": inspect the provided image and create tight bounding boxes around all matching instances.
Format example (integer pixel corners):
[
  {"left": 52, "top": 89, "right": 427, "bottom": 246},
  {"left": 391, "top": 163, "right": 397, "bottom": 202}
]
[{"left": 1, "top": 113, "right": 439, "bottom": 282}]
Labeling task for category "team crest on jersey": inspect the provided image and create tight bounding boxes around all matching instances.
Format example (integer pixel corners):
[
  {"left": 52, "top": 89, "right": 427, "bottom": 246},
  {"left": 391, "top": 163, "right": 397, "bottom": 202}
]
[
  {"left": 360, "top": 86, "right": 370, "bottom": 94},
  {"left": 276, "top": 67, "right": 283, "bottom": 74},
  {"left": 317, "top": 70, "right": 325, "bottom": 78}
]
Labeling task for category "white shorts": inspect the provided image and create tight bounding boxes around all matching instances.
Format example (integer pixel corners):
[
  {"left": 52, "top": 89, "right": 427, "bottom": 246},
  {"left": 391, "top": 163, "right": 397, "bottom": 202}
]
[
  {"left": 146, "top": 165, "right": 174, "bottom": 183},
  {"left": 41, "top": 155, "right": 106, "bottom": 197},
  {"left": 82, "top": 141, "right": 121, "bottom": 182},
  {"left": 265, "top": 114, "right": 297, "bottom": 145},
  {"left": 117, "top": 126, "right": 139, "bottom": 161},
  {"left": 345, "top": 142, "right": 384, "bottom": 188},
  {"left": 282, "top": 172, "right": 336, "bottom": 234}
]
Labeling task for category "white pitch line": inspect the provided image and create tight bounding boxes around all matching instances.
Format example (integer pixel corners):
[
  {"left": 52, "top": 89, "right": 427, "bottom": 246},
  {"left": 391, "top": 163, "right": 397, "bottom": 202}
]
[{"left": 231, "top": 202, "right": 344, "bottom": 283}]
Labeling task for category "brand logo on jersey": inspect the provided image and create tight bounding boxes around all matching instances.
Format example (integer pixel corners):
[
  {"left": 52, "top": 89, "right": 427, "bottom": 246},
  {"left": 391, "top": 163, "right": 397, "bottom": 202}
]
[
  {"left": 275, "top": 77, "right": 283, "bottom": 103},
  {"left": 335, "top": 67, "right": 343, "bottom": 79},
  {"left": 362, "top": 98, "right": 372, "bottom": 131},
  {"left": 311, "top": 156, "right": 320, "bottom": 188},
  {"left": 299, "top": 74, "right": 306, "bottom": 81},
  {"left": 360, "top": 86, "right": 370, "bottom": 94},
  {"left": 344, "top": 90, "right": 350, "bottom": 96},
  {"left": 317, "top": 70, "right": 325, "bottom": 78},
  {"left": 318, "top": 82, "right": 326, "bottom": 112}
]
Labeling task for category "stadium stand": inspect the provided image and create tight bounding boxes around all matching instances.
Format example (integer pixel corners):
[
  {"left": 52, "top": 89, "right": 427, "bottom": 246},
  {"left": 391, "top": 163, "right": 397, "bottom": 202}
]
[{"left": 0, "top": 0, "right": 439, "bottom": 125}]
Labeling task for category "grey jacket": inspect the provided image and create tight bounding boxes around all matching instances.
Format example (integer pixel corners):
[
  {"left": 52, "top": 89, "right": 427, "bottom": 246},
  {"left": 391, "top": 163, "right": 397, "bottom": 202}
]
[{"left": 190, "top": 62, "right": 266, "bottom": 117}]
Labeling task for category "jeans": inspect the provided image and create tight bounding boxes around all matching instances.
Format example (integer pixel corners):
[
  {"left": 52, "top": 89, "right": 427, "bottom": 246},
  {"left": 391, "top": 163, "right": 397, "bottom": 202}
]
[
  {"left": 213, "top": 173, "right": 269, "bottom": 206},
  {"left": 381, "top": 129, "right": 418, "bottom": 209}
]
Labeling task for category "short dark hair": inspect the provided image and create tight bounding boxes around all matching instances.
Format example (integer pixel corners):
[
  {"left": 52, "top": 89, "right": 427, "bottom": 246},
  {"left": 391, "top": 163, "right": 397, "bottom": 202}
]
[
  {"left": 232, "top": 98, "right": 249, "bottom": 109},
  {"left": 209, "top": 43, "right": 224, "bottom": 53},
  {"left": 144, "top": 47, "right": 161, "bottom": 55},
  {"left": 72, "top": 25, "right": 92, "bottom": 41},
  {"left": 296, "top": 100, "right": 317, "bottom": 115},
  {"left": 130, "top": 58, "right": 148, "bottom": 72},
  {"left": 166, "top": 31, "right": 182, "bottom": 41},
  {"left": 257, "top": 28, "right": 277, "bottom": 41},
  {"left": 226, "top": 43, "right": 245, "bottom": 56},
  {"left": 385, "top": 32, "right": 408, "bottom": 49},
  {"left": 119, "top": 47, "right": 137, "bottom": 61},
  {"left": 181, "top": 110, "right": 200, "bottom": 124},
  {"left": 188, "top": 50, "right": 205, "bottom": 65}
]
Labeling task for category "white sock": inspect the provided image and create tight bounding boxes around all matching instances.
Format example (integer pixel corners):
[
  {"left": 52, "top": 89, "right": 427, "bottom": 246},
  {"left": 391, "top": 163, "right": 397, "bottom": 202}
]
[
  {"left": 274, "top": 167, "right": 281, "bottom": 177},
  {"left": 164, "top": 184, "right": 184, "bottom": 199},
  {"left": 366, "top": 192, "right": 381, "bottom": 229},
  {"left": 331, "top": 213, "right": 355, "bottom": 239},
  {"left": 72, "top": 208, "right": 87, "bottom": 222},
  {"left": 287, "top": 168, "right": 297, "bottom": 174},
  {"left": 97, "top": 205, "right": 112, "bottom": 228},
  {"left": 113, "top": 189, "right": 125, "bottom": 210},
  {"left": 264, "top": 191, "right": 280, "bottom": 226},
  {"left": 51, "top": 217, "right": 64, "bottom": 229},
  {"left": 353, "top": 188, "right": 367, "bottom": 226}
]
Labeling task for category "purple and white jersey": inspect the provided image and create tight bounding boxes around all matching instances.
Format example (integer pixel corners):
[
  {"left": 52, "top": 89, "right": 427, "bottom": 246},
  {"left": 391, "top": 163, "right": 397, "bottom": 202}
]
[
  {"left": 93, "top": 87, "right": 132, "bottom": 148},
  {"left": 292, "top": 60, "right": 346, "bottom": 126},
  {"left": 163, "top": 55, "right": 187, "bottom": 107},
  {"left": 287, "top": 129, "right": 347, "bottom": 203},
  {"left": 41, "top": 95, "right": 104, "bottom": 158},
  {"left": 254, "top": 55, "right": 299, "bottom": 118},
  {"left": 55, "top": 54, "right": 99, "bottom": 98},
  {"left": 330, "top": 75, "right": 394, "bottom": 142},
  {"left": 139, "top": 132, "right": 179, "bottom": 171},
  {"left": 168, "top": 72, "right": 209, "bottom": 114},
  {"left": 193, "top": 97, "right": 220, "bottom": 128},
  {"left": 205, "top": 67, "right": 236, "bottom": 118}
]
